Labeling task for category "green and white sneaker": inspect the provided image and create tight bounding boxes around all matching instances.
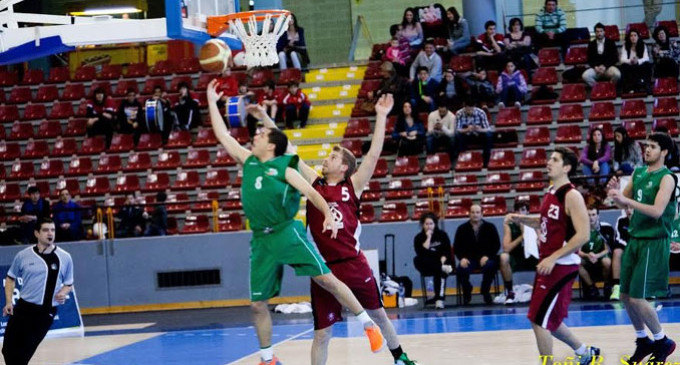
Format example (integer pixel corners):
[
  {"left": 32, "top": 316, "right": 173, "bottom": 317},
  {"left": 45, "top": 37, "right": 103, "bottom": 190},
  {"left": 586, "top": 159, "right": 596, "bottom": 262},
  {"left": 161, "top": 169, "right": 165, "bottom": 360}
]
[
  {"left": 610, "top": 284, "right": 620, "bottom": 301},
  {"left": 395, "top": 353, "right": 419, "bottom": 365}
]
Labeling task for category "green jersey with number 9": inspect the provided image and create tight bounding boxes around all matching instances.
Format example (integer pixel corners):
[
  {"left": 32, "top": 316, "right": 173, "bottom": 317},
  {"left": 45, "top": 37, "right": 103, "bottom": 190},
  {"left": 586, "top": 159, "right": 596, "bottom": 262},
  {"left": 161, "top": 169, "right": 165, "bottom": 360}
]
[
  {"left": 629, "top": 166, "right": 676, "bottom": 239},
  {"left": 242, "top": 154, "right": 301, "bottom": 231}
]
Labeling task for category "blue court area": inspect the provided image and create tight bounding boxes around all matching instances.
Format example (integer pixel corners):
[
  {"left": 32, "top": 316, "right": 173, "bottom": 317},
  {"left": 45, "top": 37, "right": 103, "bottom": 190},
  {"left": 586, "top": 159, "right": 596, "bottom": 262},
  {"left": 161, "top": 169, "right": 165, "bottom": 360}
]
[{"left": 71, "top": 301, "right": 680, "bottom": 365}]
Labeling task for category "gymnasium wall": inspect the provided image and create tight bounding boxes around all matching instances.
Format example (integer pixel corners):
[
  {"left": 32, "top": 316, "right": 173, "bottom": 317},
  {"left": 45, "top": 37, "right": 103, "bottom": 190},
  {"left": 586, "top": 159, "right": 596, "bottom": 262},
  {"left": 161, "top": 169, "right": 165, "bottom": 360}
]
[{"left": 0, "top": 211, "right": 622, "bottom": 311}]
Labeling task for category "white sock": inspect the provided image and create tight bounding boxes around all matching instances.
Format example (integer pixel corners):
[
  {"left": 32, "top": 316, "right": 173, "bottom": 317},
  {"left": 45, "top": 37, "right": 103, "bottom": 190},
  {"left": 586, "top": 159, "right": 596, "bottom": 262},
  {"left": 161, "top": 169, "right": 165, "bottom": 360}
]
[
  {"left": 653, "top": 331, "right": 665, "bottom": 341},
  {"left": 356, "top": 310, "right": 372, "bottom": 326},
  {"left": 574, "top": 344, "right": 587, "bottom": 356},
  {"left": 260, "top": 346, "right": 274, "bottom": 361},
  {"left": 635, "top": 330, "right": 648, "bottom": 338}
]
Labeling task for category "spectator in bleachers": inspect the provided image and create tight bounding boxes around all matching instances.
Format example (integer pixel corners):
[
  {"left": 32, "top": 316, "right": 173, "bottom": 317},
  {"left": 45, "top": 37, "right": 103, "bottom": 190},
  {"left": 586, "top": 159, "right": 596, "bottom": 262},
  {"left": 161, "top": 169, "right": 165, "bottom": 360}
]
[
  {"left": 426, "top": 99, "right": 455, "bottom": 155},
  {"left": 277, "top": 13, "right": 309, "bottom": 70},
  {"left": 475, "top": 20, "right": 505, "bottom": 71},
  {"left": 145, "top": 86, "right": 172, "bottom": 143},
  {"left": 454, "top": 204, "right": 501, "bottom": 305},
  {"left": 18, "top": 186, "right": 51, "bottom": 244},
  {"left": 444, "top": 6, "right": 471, "bottom": 55},
  {"left": 611, "top": 206, "right": 633, "bottom": 300},
  {"left": 385, "top": 37, "right": 409, "bottom": 75},
  {"left": 52, "top": 189, "right": 83, "bottom": 242},
  {"left": 397, "top": 7, "right": 423, "bottom": 49},
  {"left": 409, "top": 38, "right": 443, "bottom": 82},
  {"left": 578, "top": 206, "right": 613, "bottom": 299},
  {"left": 392, "top": 101, "right": 425, "bottom": 156},
  {"left": 464, "top": 68, "right": 496, "bottom": 107},
  {"left": 172, "top": 81, "right": 201, "bottom": 131},
  {"left": 612, "top": 126, "right": 643, "bottom": 176},
  {"left": 496, "top": 60, "right": 528, "bottom": 108},
  {"left": 582, "top": 23, "right": 621, "bottom": 87},
  {"left": 500, "top": 201, "right": 537, "bottom": 305},
  {"left": 368, "top": 62, "right": 409, "bottom": 115},
  {"left": 453, "top": 99, "right": 493, "bottom": 168},
  {"left": 534, "top": 0, "right": 567, "bottom": 51},
  {"left": 86, "top": 87, "right": 116, "bottom": 148},
  {"left": 413, "top": 212, "right": 453, "bottom": 309},
  {"left": 410, "top": 66, "right": 439, "bottom": 114},
  {"left": 580, "top": 127, "right": 612, "bottom": 185},
  {"left": 620, "top": 29, "right": 652, "bottom": 94},
  {"left": 282, "top": 81, "right": 310, "bottom": 129},
  {"left": 116, "top": 88, "right": 143, "bottom": 139},
  {"left": 503, "top": 18, "right": 536, "bottom": 73},
  {"left": 144, "top": 191, "right": 167, "bottom": 237},
  {"left": 436, "top": 68, "right": 462, "bottom": 111},
  {"left": 652, "top": 26, "right": 680, "bottom": 79},
  {"left": 258, "top": 80, "right": 279, "bottom": 122},
  {"left": 115, "top": 193, "right": 145, "bottom": 238}
]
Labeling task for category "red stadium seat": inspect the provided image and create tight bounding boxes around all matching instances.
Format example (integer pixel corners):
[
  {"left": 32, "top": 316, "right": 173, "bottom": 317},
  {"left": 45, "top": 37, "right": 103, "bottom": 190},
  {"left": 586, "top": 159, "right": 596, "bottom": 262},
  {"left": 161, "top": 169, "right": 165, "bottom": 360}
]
[
  {"left": 626, "top": 22, "right": 650, "bottom": 39},
  {"left": 589, "top": 122, "right": 614, "bottom": 141},
  {"left": 73, "top": 66, "right": 96, "bottom": 81},
  {"left": 620, "top": 99, "right": 647, "bottom": 119},
  {"left": 8, "top": 87, "right": 32, "bottom": 104},
  {"left": 143, "top": 171, "right": 170, "bottom": 192},
  {"left": 487, "top": 150, "right": 515, "bottom": 170},
  {"left": 418, "top": 176, "right": 445, "bottom": 198},
  {"left": 62, "top": 83, "right": 86, "bottom": 101},
  {"left": 196, "top": 73, "right": 220, "bottom": 90},
  {"left": 277, "top": 68, "right": 302, "bottom": 85},
  {"left": 34, "top": 85, "right": 60, "bottom": 102},
  {"left": 482, "top": 173, "right": 511, "bottom": 193},
  {"left": 114, "top": 173, "right": 140, "bottom": 193},
  {"left": 481, "top": 196, "right": 507, "bottom": 216},
  {"left": 67, "top": 156, "right": 93, "bottom": 176},
  {"left": 0, "top": 182, "right": 21, "bottom": 201},
  {"left": 79, "top": 136, "right": 106, "bottom": 155},
  {"left": 0, "top": 105, "right": 20, "bottom": 123},
  {"left": 523, "top": 126, "right": 551, "bottom": 146},
  {"left": 538, "top": 48, "right": 560, "bottom": 66},
  {"left": 169, "top": 75, "right": 193, "bottom": 93},
  {"left": 604, "top": 25, "right": 620, "bottom": 42},
  {"left": 532, "top": 67, "right": 558, "bottom": 85},
  {"left": 124, "top": 151, "right": 152, "bottom": 171},
  {"left": 75, "top": 99, "right": 89, "bottom": 117},
  {"left": 515, "top": 194, "right": 542, "bottom": 213},
  {"left": 50, "top": 101, "right": 74, "bottom": 119},
  {"left": 203, "top": 168, "right": 231, "bottom": 188},
  {"left": 54, "top": 177, "right": 81, "bottom": 197},
  {"left": 622, "top": 120, "right": 647, "bottom": 139},
  {"left": 359, "top": 204, "right": 376, "bottom": 223},
  {"left": 141, "top": 78, "right": 167, "bottom": 95},
  {"left": 230, "top": 127, "right": 250, "bottom": 145},
  {"left": 195, "top": 127, "right": 218, "bottom": 147},
  {"left": 450, "top": 174, "right": 478, "bottom": 195},
  {"left": 193, "top": 191, "right": 220, "bottom": 212},
  {"left": 51, "top": 137, "right": 78, "bottom": 157},
  {"left": 63, "top": 118, "right": 86, "bottom": 136},
  {"left": 590, "top": 82, "right": 617, "bottom": 101},
  {"left": 9, "top": 122, "right": 34, "bottom": 140},
  {"left": 21, "top": 69, "right": 44, "bottom": 85},
  {"left": 223, "top": 189, "right": 243, "bottom": 210},
  {"left": 0, "top": 71, "right": 18, "bottom": 86},
  {"left": 214, "top": 147, "right": 237, "bottom": 166},
  {"left": 181, "top": 214, "right": 210, "bottom": 234},
  {"left": 361, "top": 180, "right": 382, "bottom": 202},
  {"left": 379, "top": 202, "right": 408, "bottom": 222},
  {"left": 218, "top": 212, "right": 243, "bottom": 231},
  {"left": 108, "top": 134, "right": 135, "bottom": 152},
  {"left": 652, "top": 119, "right": 679, "bottom": 136},
  {"left": 340, "top": 139, "right": 363, "bottom": 157},
  {"left": 47, "top": 67, "right": 70, "bottom": 83},
  {"left": 250, "top": 69, "right": 275, "bottom": 88},
  {"left": 166, "top": 130, "right": 192, "bottom": 148},
  {"left": 412, "top": 201, "right": 441, "bottom": 220},
  {"left": 125, "top": 63, "right": 148, "bottom": 78},
  {"left": 653, "top": 97, "right": 679, "bottom": 117},
  {"left": 391, "top": 156, "right": 420, "bottom": 176},
  {"left": 23, "top": 139, "right": 49, "bottom": 158},
  {"left": 114, "top": 79, "right": 139, "bottom": 96},
  {"left": 655, "top": 20, "right": 679, "bottom": 37},
  {"left": 99, "top": 64, "right": 123, "bottom": 80},
  {"left": 385, "top": 179, "right": 413, "bottom": 200},
  {"left": 422, "top": 153, "right": 451, "bottom": 174},
  {"left": 88, "top": 81, "right": 112, "bottom": 98},
  {"left": 495, "top": 107, "right": 521, "bottom": 127},
  {"left": 36, "top": 120, "right": 61, "bottom": 139},
  {"left": 446, "top": 198, "right": 472, "bottom": 218},
  {"left": 589, "top": 102, "right": 616, "bottom": 121},
  {"left": 653, "top": 78, "right": 679, "bottom": 96},
  {"left": 37, "top": 158, "right": 64, "bottom": 178},
  {"left": 136, "top": 133, "right": 163, "bottom": 151},
  {"left": 176, "top": 58, "right": 201, "bottom": 74},
  {"left": 185, "top": 149, "right": 211, "bottom": 168},
  {"left": 9, "top": 160, "right": 34, "bottom": 180},
  {"left": 22, "top": 104, "right": 46, "bottom": 120},
  {"left": 555, "top": 125, "right": 582, "bottom": 143},
  {"left": 559, "top": 84, "right": 586, "bottom": 103},
  {"left": 517, "top": 171, "right": 546, "bottom": 191},
  {"left": 564, "top": 46, "right": 588, "bottom": 65},
  {"left": 493, "top": 129, "right": 518, "bottom": 148},
  {"left": 455, "top": 151, "right": 483, "bottom": 171},
  {"left": 155, "top": 150, "right": 181, "bottom": 170},
  {"left": 450, "top": 55, "right": 474, "bottom": 72},
  {"left": 344, "top": 118, "right": 371, "bottom": 137},
  {"left": 557, "top": 104, "right": 584, "bottom": 123},
  {"left": 519, "top": 148, "right": 547, "bottom": 168},
  {"left": 173, "top": 170, "right": 200, "bottom": 190},
  {"left": 150, "top": 60, "right": 175, "bottom": 76},
  {"left": 373, "top": 158, "right": 388, "bottom": 177},
  {"left": 83, "top": 175, "right": 110, "bottom": 196}
]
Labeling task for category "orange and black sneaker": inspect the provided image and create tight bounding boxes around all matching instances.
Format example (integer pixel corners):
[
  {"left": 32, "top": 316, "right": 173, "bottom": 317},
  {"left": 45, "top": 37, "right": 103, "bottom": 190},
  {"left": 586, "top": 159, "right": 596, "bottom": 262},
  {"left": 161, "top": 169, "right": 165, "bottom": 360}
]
[
  {"left": 258, "top": 356, "right": 282, "bottom": 365},
  {"left": 364, "top": 323, "right": 385, "bottom": 353}
]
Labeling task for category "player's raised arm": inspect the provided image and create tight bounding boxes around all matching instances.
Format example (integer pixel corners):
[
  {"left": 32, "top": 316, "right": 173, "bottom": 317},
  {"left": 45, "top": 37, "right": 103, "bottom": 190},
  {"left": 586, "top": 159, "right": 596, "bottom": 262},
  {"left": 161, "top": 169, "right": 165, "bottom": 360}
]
[
  {"left": 285, "top": 167, "right": 338, "bottom": 238},
  {"left": 207, "top": 79, "right": 251, "bottom": 165},
  {"left": 350, "top": 94, "right": 393, "bottom": 196},
  {"left": 505, "top": 213, "right": 541, "bottom": 230}
]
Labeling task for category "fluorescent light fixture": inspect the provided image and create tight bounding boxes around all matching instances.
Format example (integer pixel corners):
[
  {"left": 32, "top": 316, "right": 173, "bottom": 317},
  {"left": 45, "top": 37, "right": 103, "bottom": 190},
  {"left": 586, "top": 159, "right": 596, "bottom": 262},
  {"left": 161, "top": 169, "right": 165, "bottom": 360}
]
[{"left": 70, "top": 7, "right": 142, "bottom": 16}]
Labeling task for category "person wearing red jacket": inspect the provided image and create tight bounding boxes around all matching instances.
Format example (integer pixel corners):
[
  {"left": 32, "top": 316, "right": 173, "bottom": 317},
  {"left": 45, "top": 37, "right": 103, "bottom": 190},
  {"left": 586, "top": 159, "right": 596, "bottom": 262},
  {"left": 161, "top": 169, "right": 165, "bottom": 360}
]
[{"left": 282, "top": 81, "right": 310, "bottom": 129}]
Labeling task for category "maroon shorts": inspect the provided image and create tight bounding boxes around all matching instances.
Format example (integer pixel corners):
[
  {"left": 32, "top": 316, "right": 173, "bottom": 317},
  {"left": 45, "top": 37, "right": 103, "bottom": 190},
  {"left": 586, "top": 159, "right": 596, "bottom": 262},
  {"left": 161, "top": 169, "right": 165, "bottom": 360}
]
[
  {"left": 311, "top": 253, "right": 382, "bottom": 330},
  {"left": 527, "top": 264, "right": 579, "bottom": 332}
]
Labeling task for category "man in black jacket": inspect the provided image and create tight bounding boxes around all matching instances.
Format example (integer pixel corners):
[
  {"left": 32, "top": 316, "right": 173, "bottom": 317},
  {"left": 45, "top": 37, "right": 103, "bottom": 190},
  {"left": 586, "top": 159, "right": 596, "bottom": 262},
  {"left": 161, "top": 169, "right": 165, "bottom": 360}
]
[
  {"left": 582, "top": 23, "right": 621, "bottom": 87},
  {"left": 454, "top": 204, "right": 501, "bottom": 305}
]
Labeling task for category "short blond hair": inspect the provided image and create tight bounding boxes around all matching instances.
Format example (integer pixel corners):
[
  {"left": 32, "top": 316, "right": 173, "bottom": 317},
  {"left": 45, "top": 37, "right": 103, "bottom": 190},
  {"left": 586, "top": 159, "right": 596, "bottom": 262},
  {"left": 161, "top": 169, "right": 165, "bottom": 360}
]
[{"left": 333, "top": 146, "right": 357, "bottom": 180}]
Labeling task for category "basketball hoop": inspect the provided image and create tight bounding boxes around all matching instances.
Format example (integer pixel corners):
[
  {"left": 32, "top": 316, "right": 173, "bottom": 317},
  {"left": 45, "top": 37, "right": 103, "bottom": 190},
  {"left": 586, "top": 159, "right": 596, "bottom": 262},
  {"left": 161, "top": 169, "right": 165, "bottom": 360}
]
[{"left": 207, "top": 10, "right": 291, "bottom": 69}]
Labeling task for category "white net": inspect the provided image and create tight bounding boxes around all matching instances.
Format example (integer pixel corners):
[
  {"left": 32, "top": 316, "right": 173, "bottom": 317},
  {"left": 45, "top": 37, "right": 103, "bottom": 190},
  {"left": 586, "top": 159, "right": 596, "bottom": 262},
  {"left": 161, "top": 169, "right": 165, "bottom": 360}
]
[{"left": 228, "top": 13, "right": 290, "bottom": 68}]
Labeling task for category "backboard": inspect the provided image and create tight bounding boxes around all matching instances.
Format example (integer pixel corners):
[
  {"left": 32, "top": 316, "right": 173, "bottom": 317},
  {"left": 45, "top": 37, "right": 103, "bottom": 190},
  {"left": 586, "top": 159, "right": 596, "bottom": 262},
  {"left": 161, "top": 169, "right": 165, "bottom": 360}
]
[{"left": 165, "top": 0, "right": 242, "bottom": 50}]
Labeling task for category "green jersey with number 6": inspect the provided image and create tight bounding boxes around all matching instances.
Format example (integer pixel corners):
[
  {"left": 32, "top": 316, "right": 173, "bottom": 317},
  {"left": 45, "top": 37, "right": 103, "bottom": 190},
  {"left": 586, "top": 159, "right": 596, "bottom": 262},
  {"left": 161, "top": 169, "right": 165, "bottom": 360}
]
[
  {"left": 629, "top": 166, "right": 676, "bottom": 239},
  {"left": 241, "top": 154, "right": 301, "bottom": 231}
]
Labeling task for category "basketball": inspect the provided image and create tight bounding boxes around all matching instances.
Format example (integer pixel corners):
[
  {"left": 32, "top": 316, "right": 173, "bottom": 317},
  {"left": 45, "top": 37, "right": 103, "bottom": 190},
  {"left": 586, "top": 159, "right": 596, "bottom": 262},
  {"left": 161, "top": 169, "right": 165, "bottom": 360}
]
[{"left": 199, "top": 39, "right": 231, "bottom": 73}]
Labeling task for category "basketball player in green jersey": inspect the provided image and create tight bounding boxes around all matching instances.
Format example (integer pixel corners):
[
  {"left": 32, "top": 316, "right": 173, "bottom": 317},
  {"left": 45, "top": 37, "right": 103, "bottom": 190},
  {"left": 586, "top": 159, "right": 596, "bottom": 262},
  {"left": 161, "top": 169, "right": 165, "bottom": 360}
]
[
  {"left": 207, "top": 80, "right": 384, "bottom": 365},
  {"left": 607, "top": 132, "right": 677, "bottom": 363}
]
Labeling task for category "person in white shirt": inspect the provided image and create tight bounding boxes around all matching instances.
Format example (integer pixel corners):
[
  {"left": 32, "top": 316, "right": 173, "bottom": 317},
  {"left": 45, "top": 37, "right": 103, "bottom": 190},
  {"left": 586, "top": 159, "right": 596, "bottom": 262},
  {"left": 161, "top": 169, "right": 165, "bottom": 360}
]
[
  {"left": 426, "top": 100, "right": 455, "bottom": 155},
  {"left": 620, "top": 29, "right": 652, "bottom": 94}
]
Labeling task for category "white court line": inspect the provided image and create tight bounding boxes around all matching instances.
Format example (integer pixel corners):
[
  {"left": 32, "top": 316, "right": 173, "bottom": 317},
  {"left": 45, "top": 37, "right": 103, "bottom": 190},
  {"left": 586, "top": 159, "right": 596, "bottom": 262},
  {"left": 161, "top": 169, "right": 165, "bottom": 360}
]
[{"left": 225, "top": 327, "right": 315, "bottom": 365}]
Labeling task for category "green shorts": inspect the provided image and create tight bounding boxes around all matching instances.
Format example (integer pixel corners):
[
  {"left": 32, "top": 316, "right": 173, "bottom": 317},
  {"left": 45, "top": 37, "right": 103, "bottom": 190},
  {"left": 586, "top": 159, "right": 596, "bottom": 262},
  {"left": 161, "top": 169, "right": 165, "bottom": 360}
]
[
  {"left": 510, "top": 253, "right": 538, "bottom": 272},
  {"left": 620, "top": 237, "right": 670, "bottom": 299},
  {"left": 249, "top": 220, "right": 330, "bottom": 302}
]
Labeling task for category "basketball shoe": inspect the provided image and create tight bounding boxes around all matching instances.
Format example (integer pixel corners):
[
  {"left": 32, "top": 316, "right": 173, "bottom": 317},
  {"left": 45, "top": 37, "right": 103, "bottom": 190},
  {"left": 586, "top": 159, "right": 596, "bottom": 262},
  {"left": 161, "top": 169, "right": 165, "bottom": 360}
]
[
  {"left": 364, "top": 323, "right": 385, "bottom": 353},
  {"left": 258, "top": 356, "right": 282, "bottom": 365},
  {"left": 578, "top": 346, "right": 600, "bottom": 365},
  {"left": 650, "top": 336, "right": 676, "bottom": 363},
  {"left": 628, "top": 337, "right": 654, "bottom": 363},
  {"left": 395, "top": 352, "right": 419, "bottom": 365}
]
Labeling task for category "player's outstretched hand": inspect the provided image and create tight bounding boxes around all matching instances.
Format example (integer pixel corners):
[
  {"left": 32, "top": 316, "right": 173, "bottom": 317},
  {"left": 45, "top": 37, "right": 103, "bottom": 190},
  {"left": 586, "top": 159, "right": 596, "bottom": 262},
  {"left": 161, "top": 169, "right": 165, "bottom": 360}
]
[
  {"left": 374, "top": 93, "right": 394, "bottom": 116},
  {"left": 2, "top": 303, "right": 13, "bottom": 316},
  {"left": 606, "top": 176, "right": 620, "bottom": 192},
  {"left": 322, "top": 216, "right": 338, "bottom": 239},
  {"left": 206, "top": 79, "right": 224, "bottom": 105}
]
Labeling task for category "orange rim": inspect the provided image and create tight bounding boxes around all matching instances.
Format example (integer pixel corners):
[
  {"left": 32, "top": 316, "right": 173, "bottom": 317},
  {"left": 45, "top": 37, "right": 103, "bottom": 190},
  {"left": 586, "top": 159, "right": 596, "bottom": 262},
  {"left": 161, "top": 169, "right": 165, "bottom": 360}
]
[{"left": 207, "top": 9, "right": 290, "bottom": 37}]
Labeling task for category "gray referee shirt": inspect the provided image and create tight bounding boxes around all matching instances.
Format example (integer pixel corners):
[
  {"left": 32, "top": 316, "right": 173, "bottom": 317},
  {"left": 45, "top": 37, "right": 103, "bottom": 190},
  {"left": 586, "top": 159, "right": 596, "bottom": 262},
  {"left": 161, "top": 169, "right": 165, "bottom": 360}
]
[{"left": 7, "top": 246, "right": 74, "bottom": 307}]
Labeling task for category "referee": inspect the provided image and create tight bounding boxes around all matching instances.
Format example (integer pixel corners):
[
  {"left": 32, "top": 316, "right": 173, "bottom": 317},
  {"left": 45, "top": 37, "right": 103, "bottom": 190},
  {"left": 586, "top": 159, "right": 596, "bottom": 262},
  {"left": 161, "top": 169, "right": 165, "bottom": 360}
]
[{"left": 2, "top": 217, "right": 74, "bottom": 365}]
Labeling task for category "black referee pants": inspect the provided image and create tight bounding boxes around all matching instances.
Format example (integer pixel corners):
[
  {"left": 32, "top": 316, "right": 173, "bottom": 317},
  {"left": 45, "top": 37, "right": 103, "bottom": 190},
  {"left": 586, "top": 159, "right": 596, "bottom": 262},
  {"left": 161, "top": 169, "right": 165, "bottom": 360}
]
[{"left": 2, "top": 299, "right": 56, "bottom": 365}]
